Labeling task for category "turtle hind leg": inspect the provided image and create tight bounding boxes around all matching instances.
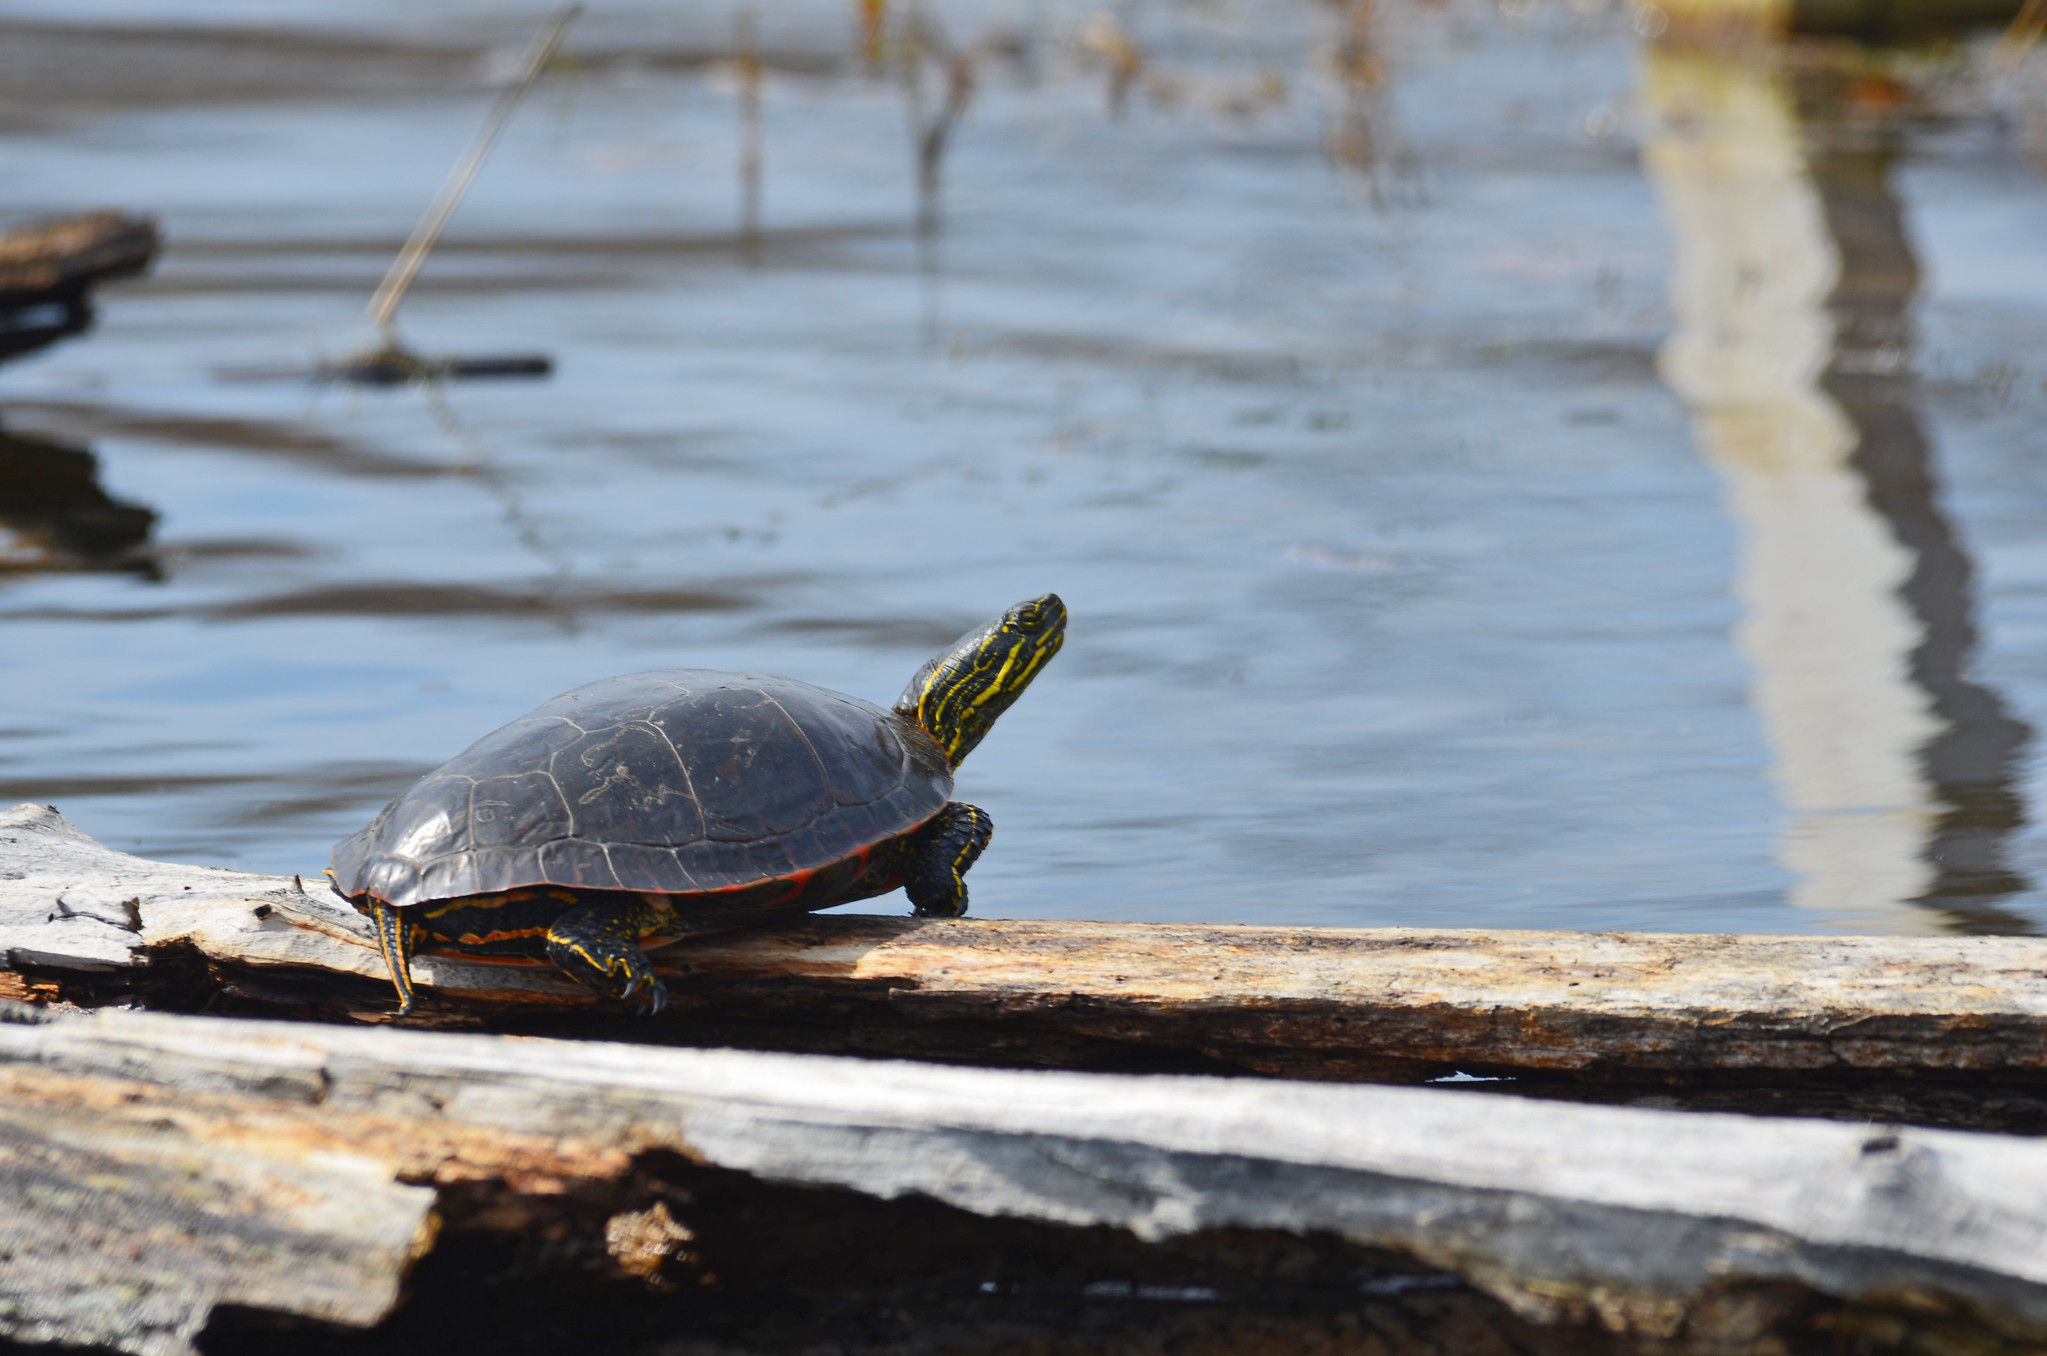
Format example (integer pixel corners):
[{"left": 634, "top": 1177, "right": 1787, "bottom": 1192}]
[
  {"left": 367, "top": 899, "right": 419, "bottom": 1017},
  {"left": 904, "top": 802, "right": 993, "bottom": 919},
  {"left": 546, "top": 897, "right": 669, "bottom": 1014}
]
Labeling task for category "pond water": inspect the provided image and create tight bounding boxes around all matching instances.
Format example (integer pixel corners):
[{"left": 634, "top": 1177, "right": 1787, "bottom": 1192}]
[{"left": 4, "top": 0, "right": 2047, "bottom": 934}]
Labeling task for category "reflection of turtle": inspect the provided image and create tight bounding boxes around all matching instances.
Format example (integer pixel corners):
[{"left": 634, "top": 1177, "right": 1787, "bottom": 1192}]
[{"left": 331, "top": 594, "right": 1066, "bottom": 1015}]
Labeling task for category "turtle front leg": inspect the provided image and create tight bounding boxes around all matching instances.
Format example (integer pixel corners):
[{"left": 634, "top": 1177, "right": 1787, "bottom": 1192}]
[
  {"left": 904, "top": 802, "right": 993, "bottom": 918},
  {"left": 366, "top": 899, "right": 419, "bottom": 1017},
  {"left": 546, "top": 897, "right": 670, "bottom": 1014}
]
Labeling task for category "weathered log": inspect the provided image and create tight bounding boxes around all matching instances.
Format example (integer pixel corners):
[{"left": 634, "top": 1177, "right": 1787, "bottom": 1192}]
[
  {"left": 0, "top": 212, "right": 158, "bottom": 301},
  {"left": 5, "top": 803, "right": 2047, "bottom": 1125},
  {"left": 0, "top": 212, "right": 160, "bottom": 361},
  {"left": 2, "top": 1003, "right": 2046, "bottom": 1355}
]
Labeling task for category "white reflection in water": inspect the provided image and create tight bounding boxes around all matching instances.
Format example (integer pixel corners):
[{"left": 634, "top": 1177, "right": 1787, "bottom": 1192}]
[{"left": 1643, "top": 47, "right": 2029, "bottom": 932}]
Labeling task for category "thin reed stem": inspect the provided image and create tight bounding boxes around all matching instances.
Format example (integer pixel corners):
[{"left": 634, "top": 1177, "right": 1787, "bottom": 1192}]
[{"left": 366, "top": 5, "right": 583, "bottom": 344}]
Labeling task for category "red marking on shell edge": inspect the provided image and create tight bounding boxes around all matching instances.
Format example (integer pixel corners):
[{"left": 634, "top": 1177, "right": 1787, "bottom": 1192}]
[
  {"left": 687, "top": 861, "right": 821, "bottom": 896},
  {"left": 363, "top": 837, "right": 893, "bottom": 930}
]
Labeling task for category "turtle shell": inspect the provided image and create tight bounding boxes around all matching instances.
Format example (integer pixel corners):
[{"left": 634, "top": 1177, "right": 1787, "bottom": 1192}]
[{"left": 331, "top": 670, "right": 953, "bottom": 908}]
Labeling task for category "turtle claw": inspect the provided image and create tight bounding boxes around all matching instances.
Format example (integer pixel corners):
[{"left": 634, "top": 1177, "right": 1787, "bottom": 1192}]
[
  {"left": 366, "top": 898, "right": 421, "bottom": 1018},
  {"left": 617, "top": 963, "right": 669, "bottom": 1015},
  {"left": 546, "top": 902, "right": 668, "bottom": 1014}
]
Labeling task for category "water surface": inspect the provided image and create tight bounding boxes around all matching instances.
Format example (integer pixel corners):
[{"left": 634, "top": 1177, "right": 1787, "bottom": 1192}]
[{"left": 4, "top": 0, "right": 2047, "bottom": 934}]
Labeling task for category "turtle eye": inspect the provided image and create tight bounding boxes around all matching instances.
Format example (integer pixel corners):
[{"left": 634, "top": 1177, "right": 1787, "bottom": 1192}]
[{"left": 1007, "top": 593, "right": 1064, "bottom": 636}]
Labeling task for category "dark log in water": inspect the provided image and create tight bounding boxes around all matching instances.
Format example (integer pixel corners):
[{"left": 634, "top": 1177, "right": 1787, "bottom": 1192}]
[
  {"left": 0, "top": 212, "right": 159, "bottom": 361},
  {"left": 0, "top": 212, "right": 159, "bottom": 307}
]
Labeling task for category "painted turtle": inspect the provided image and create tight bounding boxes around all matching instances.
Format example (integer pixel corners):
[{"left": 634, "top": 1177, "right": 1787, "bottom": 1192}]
[{"left": 330, "top": 593, "right": 1066, "bottom": 1015}]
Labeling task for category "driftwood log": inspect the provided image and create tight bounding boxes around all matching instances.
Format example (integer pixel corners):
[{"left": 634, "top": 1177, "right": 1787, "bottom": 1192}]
[
  {"left": 8, "top": 803, "right": 2047, "bottom": 1353},
  {"left": 5, "top": 1002, "right": 2047, "bottom": 1356},
  {"left": 0, "top": 212, "right": 159, "bottom": 362},
  {"left": 0, "top": 212, "right": 159, "bottom": 305},
  {"left": 4, "top": 803, "right": 2047, "bottom": 1129}
]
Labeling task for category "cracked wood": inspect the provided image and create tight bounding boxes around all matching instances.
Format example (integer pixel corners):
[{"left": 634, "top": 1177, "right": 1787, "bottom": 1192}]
[{"left": 5, "top": 802, "right": 2047, "bottom": 1088}]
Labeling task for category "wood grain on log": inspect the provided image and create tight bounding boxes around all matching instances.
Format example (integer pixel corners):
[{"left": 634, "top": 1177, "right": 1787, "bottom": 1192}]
[
  {"left": 2, "top": 1004, "right": 2045, "bottom": 1355},
  {"left": 5, "top": 804, "right": 2047, "bottom": 1098}
]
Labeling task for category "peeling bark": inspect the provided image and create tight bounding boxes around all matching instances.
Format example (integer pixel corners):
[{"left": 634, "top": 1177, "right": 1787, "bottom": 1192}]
[{"left": 1, "top": 1005, "right": 2045, "bottom": 1355}]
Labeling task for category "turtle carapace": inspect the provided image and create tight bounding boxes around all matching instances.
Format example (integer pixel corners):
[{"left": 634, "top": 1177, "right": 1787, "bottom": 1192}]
[{"left": 329, "top": 593, "right": 1066, "bottom": 1015}]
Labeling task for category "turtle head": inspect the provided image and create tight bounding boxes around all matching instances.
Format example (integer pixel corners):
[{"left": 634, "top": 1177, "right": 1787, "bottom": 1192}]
[{"left": 896, "top": 593, "right": 1066, "bottom": 767}]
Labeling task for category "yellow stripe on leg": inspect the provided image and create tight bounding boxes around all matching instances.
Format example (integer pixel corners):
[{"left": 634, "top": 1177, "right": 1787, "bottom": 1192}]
[
  {"left": 370, "top": 900, "right": 417, "bottom": 1016},
  {"left": 950, "top": 805, "right": 986, "bottom": 891}
]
